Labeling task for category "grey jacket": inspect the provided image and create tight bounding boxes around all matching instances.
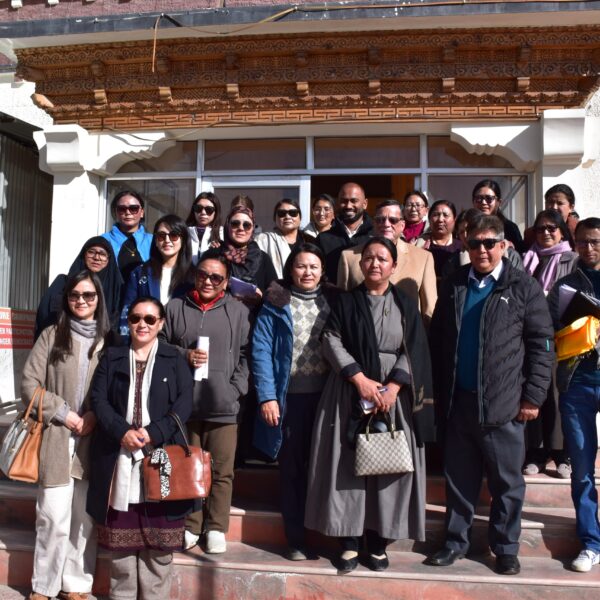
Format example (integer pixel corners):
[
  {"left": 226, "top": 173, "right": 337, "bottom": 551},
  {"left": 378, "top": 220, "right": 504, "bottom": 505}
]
[
  {"left": 20, "top": 326, "right": 102, "bottom": 487},
  {"left": 161, "top": 293, "right": 251, "bottom": 423}
]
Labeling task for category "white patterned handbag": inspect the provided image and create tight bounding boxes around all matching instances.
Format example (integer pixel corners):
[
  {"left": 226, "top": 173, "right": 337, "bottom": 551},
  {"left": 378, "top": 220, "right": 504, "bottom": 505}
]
[{"left": 354, "top": 414, "right": 414, "bottom": 476}]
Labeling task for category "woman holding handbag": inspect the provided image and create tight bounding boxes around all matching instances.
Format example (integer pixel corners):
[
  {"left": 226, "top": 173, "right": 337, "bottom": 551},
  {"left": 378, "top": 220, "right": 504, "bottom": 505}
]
[
  {"left": 87, "top": 296, "right": 193, "bottom": 600},
  {"left": 304, "top": 237, "right": 432, "bottom": 573},
  {"left": 21, "top": 269, "right": 114, "bottom": 600}
]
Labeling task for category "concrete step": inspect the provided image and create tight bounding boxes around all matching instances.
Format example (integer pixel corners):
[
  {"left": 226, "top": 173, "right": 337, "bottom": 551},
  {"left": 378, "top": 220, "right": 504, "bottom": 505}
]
[
  {"left": 0, "top": 527, "right": 599, "bottom": 599},
  {"left": 0, "top": 481, "right": 580, "bottom": 560}
]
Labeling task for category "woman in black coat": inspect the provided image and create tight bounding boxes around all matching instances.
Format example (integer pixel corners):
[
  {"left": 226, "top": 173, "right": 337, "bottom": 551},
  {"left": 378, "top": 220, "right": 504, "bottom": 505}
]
[{"left": 87, "top": 296, "right": 193, "bottom": 600}]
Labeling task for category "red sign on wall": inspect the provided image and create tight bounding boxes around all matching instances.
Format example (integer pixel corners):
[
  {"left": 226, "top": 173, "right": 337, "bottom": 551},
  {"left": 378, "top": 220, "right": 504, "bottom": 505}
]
[{"left": 0, "top": 308, "right": 35, "bottom": 350}]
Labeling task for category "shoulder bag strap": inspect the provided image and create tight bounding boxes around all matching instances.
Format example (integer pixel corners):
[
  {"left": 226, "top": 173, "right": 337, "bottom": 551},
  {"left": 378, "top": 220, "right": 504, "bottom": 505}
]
[{"left": 168, "top": 410, "right": 191, "bottom": 456}]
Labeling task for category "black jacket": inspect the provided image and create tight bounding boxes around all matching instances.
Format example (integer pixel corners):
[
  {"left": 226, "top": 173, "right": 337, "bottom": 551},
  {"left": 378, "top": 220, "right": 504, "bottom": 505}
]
[
  {"left": 87, "top": 342, "right": 193, "bottom": 524},
  {"left": 317, "top": 215, "right": 374, "bottom": 281},
  {"left": 430, "top": 258, "right": 554, "bottom": 426}
]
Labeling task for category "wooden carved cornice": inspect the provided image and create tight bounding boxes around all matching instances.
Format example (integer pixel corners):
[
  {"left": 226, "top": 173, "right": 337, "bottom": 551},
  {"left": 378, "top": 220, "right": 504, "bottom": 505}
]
[{"left": 15, "top": 27, "right": 600, "bottom": 131}]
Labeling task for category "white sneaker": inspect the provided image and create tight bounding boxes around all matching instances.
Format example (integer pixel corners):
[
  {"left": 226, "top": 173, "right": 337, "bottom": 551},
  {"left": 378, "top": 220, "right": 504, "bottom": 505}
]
[
  {"left": 571, "top": 549, "right": 600, "bottom": 572},
  {"left": 183, "top": 530, "right": 200, "bottom": 551},
  {"left": 206, "top": 530, "right": 227, "bottom": 554}
]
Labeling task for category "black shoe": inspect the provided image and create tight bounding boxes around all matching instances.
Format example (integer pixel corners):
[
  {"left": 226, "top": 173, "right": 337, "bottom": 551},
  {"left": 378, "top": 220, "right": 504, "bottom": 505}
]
[
  {"left": 366, "top": 553, "right": 389, "bottom": 571},
  {"left": 336, "top": 554, "right": 359, "bottom": 573},
  {"left": 425, "top": 548, "right": 465, "bottom": 566},
  {"left": 496, "top": 554, "right": 520, "bottom": 575}
]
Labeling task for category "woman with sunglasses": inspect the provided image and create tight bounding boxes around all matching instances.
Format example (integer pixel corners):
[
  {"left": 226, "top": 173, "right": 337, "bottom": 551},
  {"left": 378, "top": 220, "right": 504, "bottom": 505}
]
[
  {"left": 35, "top": 236, "right": 123, "bottom": 340},
  {"left": 472, "top": 179, "right": 524, "bottom": 253},
  {"left": 185, "top": 191, "right": 224, "bottom": 265},
  {"left": 102, "top": 191, "right": 153, "bottom": 282},
  {"left": 88, "top": 297, "right": 193, "bottom": 600},
  {"left": 22, "top": 270, "right": 114, "bottom": 600},
  {"left": 252, "top": 243, "right": 336, "bottom": 560},
  {"left": 160, "top": 249, "right": 251, "bottom": 554},
  {"left": 522, "top": 209, "right": 578, "bottom": 478},
  {"left": 219, "top": 206, "right": 277, "bottom": 306},
  {"left": 119, "top": 215, "right": 192, "bottom": 341},
  {"left": 256, "top": 198, "right": 304, "bottom": 279},
  {"left": 303, "top": 194, "right": 335, "bottom": 239}
]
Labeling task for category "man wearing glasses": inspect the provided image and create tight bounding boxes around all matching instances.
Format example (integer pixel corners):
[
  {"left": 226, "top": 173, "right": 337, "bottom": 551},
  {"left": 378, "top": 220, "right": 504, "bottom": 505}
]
[
  {"left": 102, "top": 190, "right": 153, "bottom": 281},
  {"left": 427, "top": 214, "right": 554, "bottom": 576},
  {"left": 317, "top": 182, "right": 373, "bottom": 281},
  {"left": 548, "top": 217, "right": 600, "bottom": 573},
  {"left": 337, "top": 199, "right": 437, "bottom": 326}
]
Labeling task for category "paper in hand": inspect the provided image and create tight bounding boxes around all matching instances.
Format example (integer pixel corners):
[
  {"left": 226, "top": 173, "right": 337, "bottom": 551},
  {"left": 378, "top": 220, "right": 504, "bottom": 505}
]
[{"left": 194, "top": 336, "right": 209, "bottom": 382}]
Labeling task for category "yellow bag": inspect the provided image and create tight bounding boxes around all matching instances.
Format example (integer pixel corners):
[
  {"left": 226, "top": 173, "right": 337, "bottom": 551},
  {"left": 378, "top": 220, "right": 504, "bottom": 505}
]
[{"left": 555, "top": 316, "right": 600, "bottom": 362}]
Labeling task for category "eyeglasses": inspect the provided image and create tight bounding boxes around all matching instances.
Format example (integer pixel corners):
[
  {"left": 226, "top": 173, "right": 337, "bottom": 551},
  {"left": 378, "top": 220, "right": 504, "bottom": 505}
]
[
  {"left": 193, "top": 204, "right": 216, "bottom": 216},
  {"left": 473, "top": 195, "right": 498, "bottom": 205},
  {"left": 575, "top": 239, "right": 600, "bottom": 249},
  {"left": 155, "top": 231, "right": 181, "bottom": 243},
  {"left": 534, "top": 224, "right": 559, "bottom": 234},
  {"left": 229, "top": 219, "right": 253, "bottom": 231},
  {"left": 276, "top": 209, "right": 300, "bottom": 219},
  {"left": 67, "top": 291, "right": 97, "bottom": 303},
  {"left": 85, "top": 249, "right": 109, "bottom": 261},
  {"left": 405, "top": 203, "right": 425, "bottom": 210},
  {"left": 128, "top": 314, "right": 160, "bottom": 325},
  {"left": 116, "top": 204, "right": 142, "bottom": 215},
  {"left": 467, "top": 238, "right": 502, "bottom": 250},
  {"left": 374, "top": 215, "right": 403, "bottom": 225},
  {"left": 312, "top": 206, "right": 332, "bottom": 213},
  {"left": 196, "top": 269, "right": 226, "bottom": 286}
]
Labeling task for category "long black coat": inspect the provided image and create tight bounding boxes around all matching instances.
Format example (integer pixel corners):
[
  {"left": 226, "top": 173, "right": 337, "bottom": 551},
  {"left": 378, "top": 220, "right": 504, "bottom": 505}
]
[{"left": 87, "top": 342, "right": 193, "bottom": 524}]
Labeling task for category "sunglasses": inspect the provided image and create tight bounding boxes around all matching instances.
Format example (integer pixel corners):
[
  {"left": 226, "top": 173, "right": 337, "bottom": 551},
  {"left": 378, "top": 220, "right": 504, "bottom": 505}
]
[
  {"left": 230, "top": 219, "right": 253, "bottom": 231},
  {"left": 277, "top": 209, "right": 300, "bottom": 218},
  {"left": 85, "top": 249, "right": 109, "bottom": 260},
  {"left": 193, "top": 204, "right": 216, "bottom": 216},
  {"left": 196, "top": 269, "right": 226, "bottom": 286},
  {"left": 116, "top": 204, "right": 142, "bottom": 215},
  {"left": 67, "top": 291, "right": 97, "bottom": 303},
  {"left": 467, "top": 238, "right": 502, "bottom": 250},
  {"left": 128, "top": 314, "right": 161, "bottom": 325},
  {"left": 155, "top": 231, "right": 181, "bottom": 243},
  {"left": 374, "top": 215, "right": 403, "bottom": 225},
  {"left": 473, "top": 195, "right": 497, "bottom": 205},
  {"left": 534, "top": 224, "right": 559, "bottom": 234}
]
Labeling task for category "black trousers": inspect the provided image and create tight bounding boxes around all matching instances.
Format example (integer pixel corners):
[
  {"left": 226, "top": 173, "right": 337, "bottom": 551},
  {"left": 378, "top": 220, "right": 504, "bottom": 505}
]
[
  {"left": 443, "top": 391, "right": 526, "bottom": 556},
  {"left": 278, "top": 391, "right": 320, "bottom": 548}
]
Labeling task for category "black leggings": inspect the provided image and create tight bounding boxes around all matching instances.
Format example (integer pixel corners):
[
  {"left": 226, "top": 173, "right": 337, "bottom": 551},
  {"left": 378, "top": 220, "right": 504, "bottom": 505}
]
[{"left": 339, "top": 530, "right": 388, "bottom": 555}]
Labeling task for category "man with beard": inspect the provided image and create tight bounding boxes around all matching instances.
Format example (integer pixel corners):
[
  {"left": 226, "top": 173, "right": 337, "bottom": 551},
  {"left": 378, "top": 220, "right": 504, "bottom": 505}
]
[{"left": 317, "top": 182, "right": 374, "bottom": 281}]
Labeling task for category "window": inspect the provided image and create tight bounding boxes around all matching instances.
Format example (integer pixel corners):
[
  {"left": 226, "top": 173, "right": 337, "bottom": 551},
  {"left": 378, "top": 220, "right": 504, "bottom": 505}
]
[{"left": 204, "top": 139, "right": 305, "bottom": 171}]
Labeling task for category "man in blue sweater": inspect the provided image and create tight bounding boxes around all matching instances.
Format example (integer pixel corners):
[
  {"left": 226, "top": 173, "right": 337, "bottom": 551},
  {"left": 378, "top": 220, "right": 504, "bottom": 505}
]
[
  {"left": 548, "top": 217, "right": 600, "bottom": 573},
  {"left": 427, "top": 214, "right": 554, "bottom": 575}
]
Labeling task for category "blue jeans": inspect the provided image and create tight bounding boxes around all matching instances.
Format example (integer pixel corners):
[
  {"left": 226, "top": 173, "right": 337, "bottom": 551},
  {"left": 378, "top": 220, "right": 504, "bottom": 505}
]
[{"left": 559, "top": 383, "right": 600, "bottom": 552}]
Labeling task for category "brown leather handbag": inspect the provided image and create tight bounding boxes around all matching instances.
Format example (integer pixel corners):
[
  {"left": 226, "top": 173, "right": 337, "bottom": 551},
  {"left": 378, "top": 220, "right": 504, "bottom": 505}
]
[
  {"left": 142, "top": 411, "right": 212, "bottom": 501},
  {"left": 8, "top": 386, "right": 45, "bottom": 483}
]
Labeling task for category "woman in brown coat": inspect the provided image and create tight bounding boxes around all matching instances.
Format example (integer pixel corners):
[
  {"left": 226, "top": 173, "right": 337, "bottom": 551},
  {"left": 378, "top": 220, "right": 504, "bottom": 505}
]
[{"left": 21, "top": 270, "right": 113, "bottom": 600}]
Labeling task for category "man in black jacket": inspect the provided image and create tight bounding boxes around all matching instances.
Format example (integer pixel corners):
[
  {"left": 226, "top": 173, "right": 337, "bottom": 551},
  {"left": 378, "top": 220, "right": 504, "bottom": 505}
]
[
  {"left": 426, "top": 214, "right": 554, "bottom": 575},
  {"left": 317, "top": 182, "right": 373, "bottom": 281}
]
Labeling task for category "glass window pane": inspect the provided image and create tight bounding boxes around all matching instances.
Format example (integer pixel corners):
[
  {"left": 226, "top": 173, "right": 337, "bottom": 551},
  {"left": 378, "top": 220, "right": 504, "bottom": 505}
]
[
  {"left": 427, "top": 136, "right": 512, "bottom": 169},
  {"left": 314, "top": 137, "right": 419, "bottom": 169},
  {"left": 213, "top": 186, "right": 300, "bottom": 232},
  {"left": 204, "top": 139, "right": 305, "bottom": 171},
  {"left": 427, "top": 175, "right": 527, "bottom": 231},
  {"left": 106, "top": 179, "right": 196, "bottom": 231},
  {"left": 117, "top": 141, "right": 197, "bottom": 173}
]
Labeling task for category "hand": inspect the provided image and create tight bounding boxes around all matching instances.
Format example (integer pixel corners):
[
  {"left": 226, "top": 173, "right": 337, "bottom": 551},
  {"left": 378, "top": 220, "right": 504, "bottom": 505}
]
[
  {"left": 188, "top": 349, "right": 208, "bottom": 369},
  {"left": 349, "top": 373, "right": 384, "bottom": 406},
  {"left": 65, "top": 411, "right": 84, "bottom": 434},
  {"left": 79, "top": 411, "right": 97, "bottom": 437},
  {"left": 260, "top": 400, "right": 280, "bottom": 427},
  {"left": 377, "top": 383, "right": 401, "bottom": 413},
  {"left": 516, "top": 400, "right": 540, "bottom": 422},
  {"left": 121, "top": 429, "right": 147, "bottom": 452},
  {"left": 137, "top": 427, "right": 151, "bottom": 444}
]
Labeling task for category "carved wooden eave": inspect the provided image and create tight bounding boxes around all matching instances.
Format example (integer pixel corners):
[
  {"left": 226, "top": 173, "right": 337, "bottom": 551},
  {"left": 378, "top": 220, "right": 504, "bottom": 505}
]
[{"left": 15, "top": 26, "right": 600, "bottom": 131}]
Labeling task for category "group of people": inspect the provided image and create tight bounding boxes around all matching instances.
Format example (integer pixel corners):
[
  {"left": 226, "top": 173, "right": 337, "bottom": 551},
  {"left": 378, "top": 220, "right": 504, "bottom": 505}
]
[{"left": 22, "top": 178, "right": 599, "bottom": 600}]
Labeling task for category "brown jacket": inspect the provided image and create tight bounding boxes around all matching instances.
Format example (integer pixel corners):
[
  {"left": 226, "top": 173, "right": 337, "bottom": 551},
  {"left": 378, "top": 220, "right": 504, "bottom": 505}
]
[
  {"left": 337, "top": 238, "right": 437, "bottom": 325},
  {"left": 20, "top": 326, "right": 103, "bottom": 487}
]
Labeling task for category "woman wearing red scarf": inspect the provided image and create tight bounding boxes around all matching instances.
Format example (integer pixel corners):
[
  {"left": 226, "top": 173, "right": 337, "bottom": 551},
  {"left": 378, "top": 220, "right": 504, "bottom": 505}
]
[{"left": 160, "top": 249, "right": 251, "bottom": 554}]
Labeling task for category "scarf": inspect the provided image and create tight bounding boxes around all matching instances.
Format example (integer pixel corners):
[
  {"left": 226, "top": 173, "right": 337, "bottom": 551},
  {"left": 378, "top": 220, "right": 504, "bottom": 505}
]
[
  {"left": 69, "top": 317, "right": 97, "bottom": 339},
  {"left": 404, "top": 221, "right": 426, "bottom": 243},
  {"left": 187, "top": 289, "right": 225, "bottom": 312},
  {"left": 523, "top": 241, "right": 572, "bottom": 292}
]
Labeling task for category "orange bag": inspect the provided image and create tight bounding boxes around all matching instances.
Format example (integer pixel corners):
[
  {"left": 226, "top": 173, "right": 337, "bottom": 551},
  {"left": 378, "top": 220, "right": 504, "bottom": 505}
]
[{"left": 555, "top": 316, "right": 600, "bottom": 362}]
